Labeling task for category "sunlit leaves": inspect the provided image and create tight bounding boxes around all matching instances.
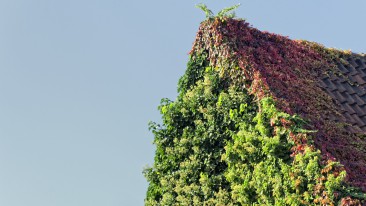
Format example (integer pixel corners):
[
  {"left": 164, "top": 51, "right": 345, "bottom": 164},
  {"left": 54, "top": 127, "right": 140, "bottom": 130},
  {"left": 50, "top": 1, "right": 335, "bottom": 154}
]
[
  {"left": 145, "top": 16, "right": 365, "bottom": 206},
  {"left": 145, "top": 58, "right": 256, "bottom": 205}
]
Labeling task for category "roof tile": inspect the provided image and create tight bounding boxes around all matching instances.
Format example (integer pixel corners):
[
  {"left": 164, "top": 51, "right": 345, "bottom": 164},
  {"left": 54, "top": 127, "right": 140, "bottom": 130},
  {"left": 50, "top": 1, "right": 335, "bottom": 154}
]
[{"left": 321, "top": 54, "right": 366, "bottom": 132}]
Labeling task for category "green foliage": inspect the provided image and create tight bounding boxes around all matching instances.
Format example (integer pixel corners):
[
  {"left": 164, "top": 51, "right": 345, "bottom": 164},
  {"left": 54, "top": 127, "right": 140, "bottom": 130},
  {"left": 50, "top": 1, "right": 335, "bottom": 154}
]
[
  {"left": 217, "top": 4, "right": 240, "bottom": 18},
  {"left": 223, "top": 97, "right": 347, "bottom": 205},
  {"left": 195, "top": 4, "right": 213, "bottom": 19},
  {"left": 145, "top": 55, "right": 257, "bottom": 205},
  {"left": 195, "top": 4, "right": 240, "bottom": 19},
  {"left": 178, "top": 51, "right": 209, "bottom": 95}
]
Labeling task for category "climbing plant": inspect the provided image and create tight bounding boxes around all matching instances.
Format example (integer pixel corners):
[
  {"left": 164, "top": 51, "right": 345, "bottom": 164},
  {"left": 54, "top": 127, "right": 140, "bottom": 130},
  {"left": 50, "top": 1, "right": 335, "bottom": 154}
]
[
  {"left": 145, "top": 12, "right": 366, "bottom": 206},
  {"left": 195, "top": 4, "right": 240, "bottom": 19}
]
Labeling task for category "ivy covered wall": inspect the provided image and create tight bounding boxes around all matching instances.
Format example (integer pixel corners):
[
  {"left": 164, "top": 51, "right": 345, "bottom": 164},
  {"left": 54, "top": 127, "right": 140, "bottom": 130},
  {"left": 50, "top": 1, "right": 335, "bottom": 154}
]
[{"left": 144, "top": 16, "right": 366, "bottom": 205}]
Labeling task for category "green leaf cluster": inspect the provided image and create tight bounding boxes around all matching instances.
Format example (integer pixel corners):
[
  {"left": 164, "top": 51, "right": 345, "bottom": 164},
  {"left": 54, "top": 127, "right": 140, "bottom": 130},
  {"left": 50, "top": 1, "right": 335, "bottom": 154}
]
[
  {"left": 145, "top": 51, "right": 257, "bottom": 205},
  {"left": 224, "top": 97, "right": 347, "bottom": 205},
  {"left": 195, "top": 4, "right": 240, "bottom": 19}
]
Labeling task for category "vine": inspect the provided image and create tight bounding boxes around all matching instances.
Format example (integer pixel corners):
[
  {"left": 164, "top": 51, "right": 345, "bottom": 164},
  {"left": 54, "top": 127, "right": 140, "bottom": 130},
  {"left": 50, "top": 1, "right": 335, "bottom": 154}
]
[{"left": 145, "top": 13, "right": 366, "bottom": 205}]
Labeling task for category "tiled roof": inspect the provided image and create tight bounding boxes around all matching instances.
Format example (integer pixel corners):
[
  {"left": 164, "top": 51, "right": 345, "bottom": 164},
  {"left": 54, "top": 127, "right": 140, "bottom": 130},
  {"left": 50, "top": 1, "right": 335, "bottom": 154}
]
[{"left": 320, "top": 54, "right": 366, "bottom": 133}]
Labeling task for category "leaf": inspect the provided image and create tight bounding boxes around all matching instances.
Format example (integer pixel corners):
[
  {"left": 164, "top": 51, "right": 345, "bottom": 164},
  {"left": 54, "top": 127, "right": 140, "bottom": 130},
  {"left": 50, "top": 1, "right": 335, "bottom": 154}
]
[
  {"left": 217, "top": 4, "right": 241, "bottom": 18},
  {"left": 195, "top": 3, "right": 214, "bottom": 19}
]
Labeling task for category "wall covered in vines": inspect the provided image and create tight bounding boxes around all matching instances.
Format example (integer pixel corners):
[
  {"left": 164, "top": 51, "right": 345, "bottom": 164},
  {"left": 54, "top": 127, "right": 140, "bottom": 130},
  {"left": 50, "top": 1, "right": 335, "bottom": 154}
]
[{"left": 145, "top": 16, "right": 366, "bottom": 205}]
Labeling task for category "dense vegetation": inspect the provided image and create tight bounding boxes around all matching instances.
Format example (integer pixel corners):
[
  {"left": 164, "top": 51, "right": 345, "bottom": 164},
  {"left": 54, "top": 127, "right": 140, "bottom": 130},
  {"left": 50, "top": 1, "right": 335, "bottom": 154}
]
[{"left": 145, "top": 9, "right": 366, "bottom": 205}]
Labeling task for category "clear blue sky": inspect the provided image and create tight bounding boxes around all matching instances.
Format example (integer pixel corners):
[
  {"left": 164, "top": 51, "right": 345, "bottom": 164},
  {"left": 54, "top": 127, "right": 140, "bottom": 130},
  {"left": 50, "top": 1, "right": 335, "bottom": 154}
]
[{"left": 0, "top": 0, "right": 365, "bottom": 205}]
